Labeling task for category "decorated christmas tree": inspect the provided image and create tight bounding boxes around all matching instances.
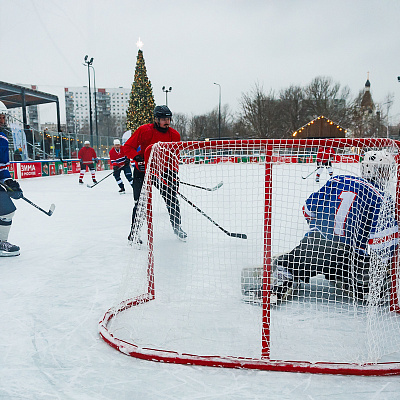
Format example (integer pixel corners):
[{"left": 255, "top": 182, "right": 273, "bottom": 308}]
[{"left": 126, "top": 42, "right": 155, "bottom": 131}]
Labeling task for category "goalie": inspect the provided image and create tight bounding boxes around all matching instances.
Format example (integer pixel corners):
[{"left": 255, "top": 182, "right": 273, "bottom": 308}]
[{"left": 246, "top": 150, "right": 399, "bottom": 304}]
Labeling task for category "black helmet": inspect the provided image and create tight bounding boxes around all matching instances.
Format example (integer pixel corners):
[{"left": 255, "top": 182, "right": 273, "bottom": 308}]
[{"left": 154, "top": 105, "right": 172, "bottom": 119}]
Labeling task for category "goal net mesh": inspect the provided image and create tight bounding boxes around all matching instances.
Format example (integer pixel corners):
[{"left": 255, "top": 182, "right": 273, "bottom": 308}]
[{"left": 101, "top": 138, "right": 400, "bottom": 373}]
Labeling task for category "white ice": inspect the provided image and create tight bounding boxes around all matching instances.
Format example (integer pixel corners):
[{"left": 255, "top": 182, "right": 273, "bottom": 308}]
[{"left": 1, "top": 169, "right": 400, "bottom": 399}]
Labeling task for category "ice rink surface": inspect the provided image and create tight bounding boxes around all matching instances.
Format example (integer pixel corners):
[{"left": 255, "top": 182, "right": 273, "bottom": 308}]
[{"left": 1, "top": 170, "right": 400, "bottom": 400}]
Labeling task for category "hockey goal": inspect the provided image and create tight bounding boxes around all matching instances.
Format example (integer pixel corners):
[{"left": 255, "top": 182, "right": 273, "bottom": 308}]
[{"left": 99, "top": 137, "right": 400, "bottom": 375}]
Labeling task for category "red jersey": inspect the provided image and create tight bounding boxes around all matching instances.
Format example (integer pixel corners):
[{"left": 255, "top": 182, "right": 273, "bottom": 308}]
[
  {"left": 316, "top": 146, "right": 335, "bottom": 163},
  {"left": 123, "top": 123, "right": 180, "bottom": 171},
  {"left": 78, "top": 146, "right": 97, "bottom": 164},
  {"left": 109, "top": 147, "right": 129, "bottom": 168}
]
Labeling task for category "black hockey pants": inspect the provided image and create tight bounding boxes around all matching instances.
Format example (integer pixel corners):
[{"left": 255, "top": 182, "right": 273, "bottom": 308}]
[
  {"left": 273, "top": 231, "right": 371, "bottom": 300},
  {"left": 131, "top": 169, "right": 181, "bottom": 229}
]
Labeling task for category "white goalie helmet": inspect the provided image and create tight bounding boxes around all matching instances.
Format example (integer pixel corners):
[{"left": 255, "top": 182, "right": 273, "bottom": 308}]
[{"left": 361, "top": 150, "right": 396, "bottom": 186}]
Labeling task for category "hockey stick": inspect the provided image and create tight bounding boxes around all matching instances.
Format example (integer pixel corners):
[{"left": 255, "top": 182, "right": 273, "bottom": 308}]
[
  {"left": 86, "top": 170, "right": 115, "bottom": 188},
  {"left": 301, "top": 168, "right": 318, "bottom": 180},
  {"left": 21, "top": 196, "right": 55, "bottom": 216},
  {"left": 177, "top": 191, "right": 247, "bottom": 239},
  {"left": 180, "top": 181, "right": 223, "bottom": 191},
  {"left": 0, "top": 182, "right": 55, "bottom": 216}
]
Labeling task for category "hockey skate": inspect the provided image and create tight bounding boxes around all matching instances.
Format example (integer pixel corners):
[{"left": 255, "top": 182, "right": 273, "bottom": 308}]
[
  {"left": 79, "top": 179, "right": 83, "bottom": 184},
  {"left": 270, "top": 265, "right": 294, "bottom": 304},
  {"left": 0, "top": 240, "right": 20, "bottom": 257},
  {"left": 119, "top": 188, "right": 126, "bottom": 194},
  {"left": 241, "top": 263, "right": 294, "bottom": 305},
  {"left": 241, "top": 267, "right": 263, "bottom": 304},
  {"left": 128, "top": 226, "right": 143, "bottom": 245},
  {"left": 173, "top": 226, "right": 187, "bottom": 241}
]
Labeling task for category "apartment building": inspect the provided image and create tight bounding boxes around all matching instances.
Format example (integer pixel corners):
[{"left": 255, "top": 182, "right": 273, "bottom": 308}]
[{"left": 65, "top": 86, "right": 130, "bottom": 135}]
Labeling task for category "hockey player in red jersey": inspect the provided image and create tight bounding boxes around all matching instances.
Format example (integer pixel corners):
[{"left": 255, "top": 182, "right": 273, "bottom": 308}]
[
  {"left": 78, "top": 141, "right": 98, "bottom": 184},
  {"left": 109, "top": 139, "right": 133, "bottom": 193},
  {"left": 123, "top": 105, "right": 186, "bottom": 241},
  {"left": 315, "top": 145, "right": 335, "bottom": 182}
]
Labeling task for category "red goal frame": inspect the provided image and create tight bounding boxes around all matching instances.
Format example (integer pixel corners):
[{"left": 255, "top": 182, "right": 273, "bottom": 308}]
[{"left": 99, "top": 138, "right": 400, "bottom": 375}]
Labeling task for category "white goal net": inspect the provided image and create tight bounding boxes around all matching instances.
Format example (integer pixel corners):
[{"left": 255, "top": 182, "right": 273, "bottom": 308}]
[{"left": 99, "top": 138, "right": 400, "bottom": 375}]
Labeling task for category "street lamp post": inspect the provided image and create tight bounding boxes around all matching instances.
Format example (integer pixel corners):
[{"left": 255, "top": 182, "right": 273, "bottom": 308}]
[
  {"left": 214, "top": 82, "right": 221, "bottom": 139},
  {"left": 89, "top": 65, "right": 99, "bottom": 153},
  {"left": 83, "top": 55, "right": 94, "bottom": 145},
  {"left": 162, "top": 86, "right": 172, "bottom": 106}
]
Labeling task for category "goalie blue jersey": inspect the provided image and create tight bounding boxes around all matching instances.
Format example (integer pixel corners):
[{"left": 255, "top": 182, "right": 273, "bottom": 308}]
[{"left": 302, "top": 175, "right": 398, "bottom": 256}]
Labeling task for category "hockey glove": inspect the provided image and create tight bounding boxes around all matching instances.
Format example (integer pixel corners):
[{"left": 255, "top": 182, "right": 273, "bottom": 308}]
[
  {"left": 134, "top": 155, "right": 145, "bottom": 172},
  {"left": 5, "top": 179, "right": 23, "bottom": 199},
  {"left": 94, "top": 158, "right": 99, "bottom": 163},
  {"left": 124, "top": 158, "right": 131, "bottom": 166}
]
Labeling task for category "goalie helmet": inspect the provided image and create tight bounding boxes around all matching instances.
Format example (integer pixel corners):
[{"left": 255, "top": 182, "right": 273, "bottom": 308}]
[{"left": 361, "top": 150, "right": 396, "bottom": 186}]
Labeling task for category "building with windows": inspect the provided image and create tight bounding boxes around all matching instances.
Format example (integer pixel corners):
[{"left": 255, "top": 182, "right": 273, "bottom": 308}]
[{"left": 65, "top": 87, "right": 130, "bottom": 137}]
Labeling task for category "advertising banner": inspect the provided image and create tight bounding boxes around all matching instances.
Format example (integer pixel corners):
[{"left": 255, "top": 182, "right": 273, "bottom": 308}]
[{"left": 17, "top": 162, "right": 42, "bottom": 178}]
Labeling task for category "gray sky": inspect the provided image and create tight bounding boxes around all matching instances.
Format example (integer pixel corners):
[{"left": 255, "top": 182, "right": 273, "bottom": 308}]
[{"left": 3, "top": 0, "right": 400, "bottom": 125}]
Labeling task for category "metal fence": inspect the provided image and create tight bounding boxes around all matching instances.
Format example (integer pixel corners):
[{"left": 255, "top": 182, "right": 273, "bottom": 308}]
[{"left": 8, "top": 116, "right": 119, "bottom": 161}]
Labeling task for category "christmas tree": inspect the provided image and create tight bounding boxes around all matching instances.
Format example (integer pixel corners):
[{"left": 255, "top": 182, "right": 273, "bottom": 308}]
[{"left": 126, "top": 47, "right": 155, "bottom": 132}]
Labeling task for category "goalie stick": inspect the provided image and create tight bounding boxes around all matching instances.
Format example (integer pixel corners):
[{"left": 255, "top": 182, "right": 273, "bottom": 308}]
[
  {"left": 180, "top": 181, "right": 223, "bottom": 191},
  {"left": 0, "top": 182, "right": 55, "bottom": 216}
]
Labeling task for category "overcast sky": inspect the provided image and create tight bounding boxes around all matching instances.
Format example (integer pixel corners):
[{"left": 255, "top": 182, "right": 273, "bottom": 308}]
[{"left": 3, "top": 0, "right": 400, "bottom": 126}]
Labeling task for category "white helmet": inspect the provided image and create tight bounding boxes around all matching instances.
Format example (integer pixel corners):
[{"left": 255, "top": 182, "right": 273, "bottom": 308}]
[
  {"left": 0, "top": 101, "right": 8, "bottom": 114},
  {"left": 361, "top": 150, "right": 396, "bottom": 186},
  {"left": 113, "top": 139, "right": 121, "bottom": 145},
  {"left": 0, "top": 101, "right": 8, "bottom": 126}
]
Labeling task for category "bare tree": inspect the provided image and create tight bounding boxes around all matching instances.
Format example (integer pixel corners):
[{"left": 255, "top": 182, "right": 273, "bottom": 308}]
[
  {"left": 278, "top": 85, "right": 308, "bottom": 137},
  {"left": 304, "top": 76, "right": 352, "bottom": 126},
  {"left": 173, "top": 113, "right": 189, "bottom": 141},
  {"left": 239, "top": 84, "right": 280, "bottom": 138}
]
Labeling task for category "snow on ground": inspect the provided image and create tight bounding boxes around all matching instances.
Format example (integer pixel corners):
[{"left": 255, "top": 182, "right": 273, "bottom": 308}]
[{"left": 1, "top": 170, "right": 400, "bottom": 399}]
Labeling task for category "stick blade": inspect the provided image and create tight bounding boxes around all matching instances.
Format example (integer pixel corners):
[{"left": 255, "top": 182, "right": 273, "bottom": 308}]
[
  {"left": 211, "top": 181, "right": 224, "bottom": 191},
  {"left": 229, "top": 232, "right": 247, "bottom": 239},
  {"left": 48, "top": 204, "right": 56, "bottom": 216}
]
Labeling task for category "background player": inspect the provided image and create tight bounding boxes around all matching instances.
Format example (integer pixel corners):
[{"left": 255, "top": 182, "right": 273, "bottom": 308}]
[
  {"left": 315, "top": 145, "right": 335, "bottom": 182},
  {"left": 109, "top": 139, "right": 133, "bottom": 194},
  {"left": 78, "top": 141, "right": 98, "bottom": 184}
]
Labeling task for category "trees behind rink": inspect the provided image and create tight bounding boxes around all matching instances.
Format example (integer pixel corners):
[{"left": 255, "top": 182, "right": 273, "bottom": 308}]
[{"left": 179, "top": 76, "right": 395, "bottom": 141}]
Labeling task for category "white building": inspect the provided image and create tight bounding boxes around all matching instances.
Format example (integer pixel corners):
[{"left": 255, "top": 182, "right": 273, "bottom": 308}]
[{"left": 65, "top": 86, "right": 130, "bottom": 134}]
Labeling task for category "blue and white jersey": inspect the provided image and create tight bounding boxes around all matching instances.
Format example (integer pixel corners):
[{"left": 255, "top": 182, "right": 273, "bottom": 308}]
[
  {"left": 0, "top": 129, "right": 11, "bottom": 180},
  {"left": 302, "top": 175, "right": 398, "bottom": 256}
]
